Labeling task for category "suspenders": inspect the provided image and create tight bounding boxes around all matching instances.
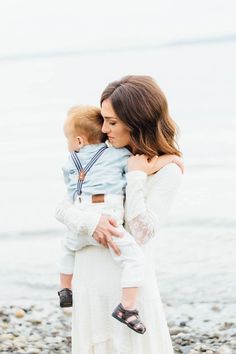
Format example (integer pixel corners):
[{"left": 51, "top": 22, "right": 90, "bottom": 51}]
[{"left": 70, "top": 146, "right": 107, "bottom": 201}]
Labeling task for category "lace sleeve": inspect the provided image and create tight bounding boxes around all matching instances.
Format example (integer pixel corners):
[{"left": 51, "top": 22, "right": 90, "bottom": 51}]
[
  {"left": 127, "top": 213, "right": 155, "bottom": 245},
  {"left": 125, "top": 164, "right": 182, "bottom": 245},
  {"left": 55, "top": 196, "right": 101, "bottom": 237}
]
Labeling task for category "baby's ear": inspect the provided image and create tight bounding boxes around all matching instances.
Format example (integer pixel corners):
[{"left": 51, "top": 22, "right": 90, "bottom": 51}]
[{"left": 76, "top": 135, "right": 84, "bottom": 147}]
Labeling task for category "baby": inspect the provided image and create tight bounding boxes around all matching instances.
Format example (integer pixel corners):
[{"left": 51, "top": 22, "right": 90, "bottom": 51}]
[{"left": 57, "top": 105, "right": 180, "bottom": 334}]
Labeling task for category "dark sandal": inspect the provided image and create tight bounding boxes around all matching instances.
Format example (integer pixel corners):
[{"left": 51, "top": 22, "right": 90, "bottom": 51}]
[
  {"left": 112, "top": 303, "right": 146, "bottom": 334},
  {"left": 58, "top": 288, "right": 73, "bottom": 308}
]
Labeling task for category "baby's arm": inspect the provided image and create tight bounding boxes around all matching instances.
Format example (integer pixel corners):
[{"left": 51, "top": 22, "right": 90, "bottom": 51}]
[{"left": 153, "top": 154, "right": 184, "bottom": 174}]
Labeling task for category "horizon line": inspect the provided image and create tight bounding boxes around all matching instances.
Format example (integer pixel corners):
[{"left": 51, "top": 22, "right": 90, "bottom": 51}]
[{"left": 0, "top": 33, "right": 235, "bottom": 62}]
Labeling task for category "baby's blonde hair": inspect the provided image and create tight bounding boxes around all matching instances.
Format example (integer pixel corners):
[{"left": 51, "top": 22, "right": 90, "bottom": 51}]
[{"left": 67, "top": 105, "right": 106, "bottom": 144}]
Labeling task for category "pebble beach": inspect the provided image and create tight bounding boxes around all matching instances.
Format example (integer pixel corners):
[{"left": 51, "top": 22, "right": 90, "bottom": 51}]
[
  {"left": 0, "top": 225, "right": 235, "bottom": 354},
  {"left": 0, "top": 301, "right": 235, "bottom": 354}
]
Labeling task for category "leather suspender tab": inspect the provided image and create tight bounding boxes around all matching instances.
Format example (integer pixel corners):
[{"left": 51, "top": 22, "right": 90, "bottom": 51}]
[
  {"left": 79, "top": 171, "right": 85, "bottom": 181},
  {"left": 92, "top": 194, "right": 105, "bottom": 203}
]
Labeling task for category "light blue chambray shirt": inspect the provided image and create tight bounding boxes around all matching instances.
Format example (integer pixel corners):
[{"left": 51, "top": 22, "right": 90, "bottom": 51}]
[{"left": 62, "top": 143, "right": 132, "bottom": 201}]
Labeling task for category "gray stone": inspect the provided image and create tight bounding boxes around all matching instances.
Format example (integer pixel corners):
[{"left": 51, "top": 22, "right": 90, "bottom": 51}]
[
  {"left": 215, "top": 345, "right": 232, "bottom": 354},
  {"left": 0, "top": 333, "right": 14, "bottom": 340},
  {"left": 28, "top": 334, "right": 42, "bottom": 342},
  {"left": 27, "top": 347, "right": 41, "bottom": 354},
  {"left": 170, "top": 326, "right": 184, "bottom": 335},
  {"left": 188, "top": 350, "right": 200, "bottom": 354},
  {"left": 27, "top": 316, "right": 42, "bottom": 325},
  {"left": 211, "top": 305, "right": 221, "bottom": 312}
]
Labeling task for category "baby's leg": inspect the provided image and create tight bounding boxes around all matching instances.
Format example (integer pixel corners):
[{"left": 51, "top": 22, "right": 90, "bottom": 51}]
[
  {"left": 59, "top": 238, "right": 75, "bottom": 286},
  {"left": 60, "top": 273, "right": 73, "bottom": 290},
  {"left": 109, "top": 228, "right": 145, "bottom": 308},
  {"left": 58, "top": 239, "right": 75, "bottom": 307},
  {"left": 110, "top": 227, "right": 146, "bottom": 333},
  {"left": 109, "top": 227, "right": 145, "bottom": 290}
]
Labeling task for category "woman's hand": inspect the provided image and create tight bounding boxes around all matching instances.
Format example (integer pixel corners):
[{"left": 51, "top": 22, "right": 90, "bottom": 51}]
[
  {"left": 128, "top": 154, "right": 184, "bottom": 175},
  {"left": 92, "top": 215, "right": 122, "bottom": 256},
  {"left": 128, "top": 154, "right": 159, "bottom": 175}
]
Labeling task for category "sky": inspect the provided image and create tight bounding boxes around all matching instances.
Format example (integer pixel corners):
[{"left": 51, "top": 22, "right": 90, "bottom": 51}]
[{"left": 0, "top": 0, "right": 235, "bottom": 58}]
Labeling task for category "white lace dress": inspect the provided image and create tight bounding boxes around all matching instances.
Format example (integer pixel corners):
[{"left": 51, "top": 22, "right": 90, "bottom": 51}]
[{"left": 56, "top": 163, "right": 182, "bottom": 354}]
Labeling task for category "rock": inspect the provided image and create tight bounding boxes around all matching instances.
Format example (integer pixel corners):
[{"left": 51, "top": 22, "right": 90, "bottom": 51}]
[
  {"left": 0, "top": 322, "right": 9, "bottom": 329},
  {"left": 15, "top": 309, "right": 26, "bottom": 318},
  {"left": 28, "top": 316, "right": 42, "bottom": 325},
  {"left": 54, "top": 322, "right": 64, "bottom": 330},
  {"left": 0, "top": 340, "right": 14, "bottom": 350},
  {"left": 230, "top": 339, "right": 236, "bottom": 346},
  {"left": 175, "top": 338, "right": 183, "bottom": 344},
  {"left": 206, "top": 351, "right": 214, "bottom": 354},
  {"left": 225, "top": 327, "right": 236, "bottom": 336},
  {"left": 216, "top": 345, "right": 232, "bottom": 354},
  {"left": 28, "top": 334, "right": 42, "bottom": 342},
  {"left": 200, "top": 344, "right": 208, "bottom": 351},
  {"left": 170, "top": 326, "right": 184, "bottom": 335},
  {"left": 193, "top": 344, "right": 202, "bottom": 351},
  {"left": 62, "top": 308, "right": 72, "bottom": 316},
  {"left": 219, "top": 322, "right": 235, "bottom": 330},
  {"left": 174, "top": 347, "right": 184, "bottom": 353},
  {"left": 0, "top": 333, "right": 14, "bottom": 340},
  {"left": 33, "top": 341, "right": 44, "bottom": 349},
  {"left": 26, "top": 348, "right": 41, "bottom": 354},
  {"left": 211, "top": 305, "right": 221, "bottom": 312},
  {"left": 210, "top": 332, "right": 221, "bottom": 339},
  {"left": 180, "top": 321, "right": 187, "bottom": 327},
  {"left": 13, "top": 336, "right": 27, "bottom": 347}
]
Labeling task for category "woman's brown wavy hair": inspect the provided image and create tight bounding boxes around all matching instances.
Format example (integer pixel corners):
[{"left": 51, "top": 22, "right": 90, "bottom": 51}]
[{"left": 100, "top": 75, "right": 182, "bottom": 158}]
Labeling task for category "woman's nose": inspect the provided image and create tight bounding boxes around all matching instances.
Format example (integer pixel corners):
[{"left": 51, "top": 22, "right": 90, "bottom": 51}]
[{"left": 102, "top": 121, "right": 109, "bottom": 133}]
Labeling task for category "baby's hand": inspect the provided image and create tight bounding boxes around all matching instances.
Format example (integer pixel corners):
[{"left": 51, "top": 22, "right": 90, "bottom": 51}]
[{"left": 153, "top": 154, "right": 184, "bottom": 174}]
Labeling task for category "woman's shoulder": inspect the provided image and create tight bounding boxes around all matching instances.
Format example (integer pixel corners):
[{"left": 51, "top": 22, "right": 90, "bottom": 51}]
[
  {"left": 147, "top": 162, "right": 182, "bottom": 190},
  {"left": 156, "top": 162, "right": 182, "bottom": 177}
]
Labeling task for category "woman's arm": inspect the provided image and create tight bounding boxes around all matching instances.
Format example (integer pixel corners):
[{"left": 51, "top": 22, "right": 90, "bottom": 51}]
[
  {"left": 125, "top": 163, "right": 182, "bottom": 244},
  {"left": 55, "top": 196, "right": 122, "bottom": 255},
  {"left": 55, "top": 196, "right": 102, "bottom": 237}
]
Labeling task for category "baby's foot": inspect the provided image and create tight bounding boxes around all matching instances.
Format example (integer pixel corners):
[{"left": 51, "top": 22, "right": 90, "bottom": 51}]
[
  {"left": 58, "top": 288, "right": 73, "bottom": 308},
  {"left": 112, "top": 303, "right": 146, "bottom": 334}
]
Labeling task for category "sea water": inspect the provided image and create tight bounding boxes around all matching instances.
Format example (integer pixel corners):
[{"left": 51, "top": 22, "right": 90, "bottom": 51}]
[{"left": 0, "top": 41, "right": 235, "bottom": 304}]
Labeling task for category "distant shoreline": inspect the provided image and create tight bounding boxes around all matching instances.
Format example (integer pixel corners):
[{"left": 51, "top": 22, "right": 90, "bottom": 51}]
[{"left": 0, "top": 34, "right": 235, "bottom": 62}]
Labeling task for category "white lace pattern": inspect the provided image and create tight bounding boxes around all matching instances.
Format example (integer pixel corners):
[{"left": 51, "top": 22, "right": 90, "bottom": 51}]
[{"left": 128, "top": 213, "right": 155, "bottom": 245}]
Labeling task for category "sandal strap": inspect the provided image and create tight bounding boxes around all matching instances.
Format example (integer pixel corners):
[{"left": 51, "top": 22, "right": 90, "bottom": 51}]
[
  {"left": 112, "top": 303, "right": 146, "bottom": 334},
  {"left": 127, "top": 318, "right": 140, "bottom": 326},
  {"left": 58, "top": 288, "right": 72, "bottom": 296},
  {"left": 116, "top": 303, "right": 139, "bottom": 319}
]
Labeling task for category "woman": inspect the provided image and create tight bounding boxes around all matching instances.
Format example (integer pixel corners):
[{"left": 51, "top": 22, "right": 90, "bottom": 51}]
[{"left": 56, "top": 75, "right": 183, "bottom": 354}]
